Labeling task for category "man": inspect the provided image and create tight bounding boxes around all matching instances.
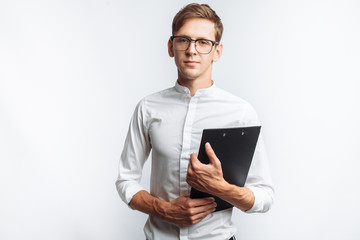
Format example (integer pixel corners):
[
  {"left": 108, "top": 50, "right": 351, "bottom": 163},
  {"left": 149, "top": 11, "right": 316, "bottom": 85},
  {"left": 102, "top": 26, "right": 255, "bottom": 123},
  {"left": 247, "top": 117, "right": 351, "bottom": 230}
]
[{"left": 116, "top": 3, "right": 274, "bottom": 240}]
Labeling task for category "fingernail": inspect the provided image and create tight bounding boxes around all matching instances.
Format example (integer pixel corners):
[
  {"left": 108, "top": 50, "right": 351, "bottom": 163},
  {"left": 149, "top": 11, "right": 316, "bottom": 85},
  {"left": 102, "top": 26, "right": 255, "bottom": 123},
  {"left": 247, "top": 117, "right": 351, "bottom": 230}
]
[{"left": 206, "top": 142, "right": 211, "bottom": 148}]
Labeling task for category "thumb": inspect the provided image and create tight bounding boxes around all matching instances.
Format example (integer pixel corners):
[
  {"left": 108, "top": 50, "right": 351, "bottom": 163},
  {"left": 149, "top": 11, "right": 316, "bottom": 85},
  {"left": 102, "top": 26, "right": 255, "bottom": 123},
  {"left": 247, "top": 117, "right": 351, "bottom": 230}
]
[{"left": 205, "top": 142, "right": 221, "bottom": 167}]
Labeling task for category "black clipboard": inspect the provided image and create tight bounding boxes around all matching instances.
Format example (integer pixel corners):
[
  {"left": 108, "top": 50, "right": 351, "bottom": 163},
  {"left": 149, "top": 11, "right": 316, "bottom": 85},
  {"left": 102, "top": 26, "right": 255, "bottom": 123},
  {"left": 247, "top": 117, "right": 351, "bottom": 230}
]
[{"left": 189, "top": 126, "right": 261, "bottom": 212}]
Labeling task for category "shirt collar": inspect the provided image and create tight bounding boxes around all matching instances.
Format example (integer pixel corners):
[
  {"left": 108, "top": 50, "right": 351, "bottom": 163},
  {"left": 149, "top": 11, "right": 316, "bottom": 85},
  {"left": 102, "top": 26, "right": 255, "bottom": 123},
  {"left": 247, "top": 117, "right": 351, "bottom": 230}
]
[{"left": 174, "top": 80, "right": 217, "bottom": 96}]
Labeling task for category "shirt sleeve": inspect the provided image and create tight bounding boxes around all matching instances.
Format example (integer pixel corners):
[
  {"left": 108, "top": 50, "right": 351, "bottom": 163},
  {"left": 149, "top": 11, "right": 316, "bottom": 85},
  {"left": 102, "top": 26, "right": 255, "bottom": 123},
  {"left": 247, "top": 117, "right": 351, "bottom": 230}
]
[
  {"left": 242, "top": 104, "right": 275, "bottom": 213},
  {"left": 115, "top": 98, "right": 151, "bottom": 206}
]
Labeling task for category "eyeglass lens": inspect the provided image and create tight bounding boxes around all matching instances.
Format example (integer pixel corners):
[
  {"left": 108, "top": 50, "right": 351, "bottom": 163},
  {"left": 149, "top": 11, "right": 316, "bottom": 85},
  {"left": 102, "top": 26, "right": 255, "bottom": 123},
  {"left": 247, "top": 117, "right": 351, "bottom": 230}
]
[{"left": 173, "top": 37, "right": 213, "bottom": 54}]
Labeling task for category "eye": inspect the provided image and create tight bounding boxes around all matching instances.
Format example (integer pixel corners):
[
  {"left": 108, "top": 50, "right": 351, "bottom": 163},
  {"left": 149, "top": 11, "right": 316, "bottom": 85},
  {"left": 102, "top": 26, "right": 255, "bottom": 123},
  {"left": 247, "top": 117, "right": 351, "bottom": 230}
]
[
  {"left": 178, "top": 37, "right": 188, "bottom": 43},
  {"left": 198, "top": 40, "right": 211, "bottom": 46}
]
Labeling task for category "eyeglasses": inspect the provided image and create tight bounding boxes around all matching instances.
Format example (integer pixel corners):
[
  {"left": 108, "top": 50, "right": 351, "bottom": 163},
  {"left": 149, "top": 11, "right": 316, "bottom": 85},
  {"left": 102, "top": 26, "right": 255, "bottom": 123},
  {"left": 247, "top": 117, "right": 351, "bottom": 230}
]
[{"left": 170, "top": 36, "right": 219, "bottom": 54}]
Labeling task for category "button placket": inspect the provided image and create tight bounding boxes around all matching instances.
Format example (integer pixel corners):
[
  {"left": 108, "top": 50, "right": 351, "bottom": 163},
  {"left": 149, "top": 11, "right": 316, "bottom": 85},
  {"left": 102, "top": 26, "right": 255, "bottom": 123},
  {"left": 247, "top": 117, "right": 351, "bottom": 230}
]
[{"left": 179, "top": 95, "right": 198, "bottom": 239}]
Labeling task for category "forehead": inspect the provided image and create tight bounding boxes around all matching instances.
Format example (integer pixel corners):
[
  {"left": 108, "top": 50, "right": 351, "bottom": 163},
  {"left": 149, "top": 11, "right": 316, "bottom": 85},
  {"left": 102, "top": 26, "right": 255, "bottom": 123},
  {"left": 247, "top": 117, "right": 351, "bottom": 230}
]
[{"left": 175, "top": 18, "right": 216, "bottom": 40}]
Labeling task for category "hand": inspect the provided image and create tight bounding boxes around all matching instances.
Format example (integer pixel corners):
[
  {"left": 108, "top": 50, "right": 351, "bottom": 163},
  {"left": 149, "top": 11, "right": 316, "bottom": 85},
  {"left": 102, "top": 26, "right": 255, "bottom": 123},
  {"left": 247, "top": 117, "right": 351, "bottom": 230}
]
[
  {"left": 186, "top": 143, "right": 255, "bottom": 212},
  {"left": 162, "top": 194, "right": 216, "bottom": 226},
  {"left": 187, "top": 142, "right": 226, "bottom": 196}
]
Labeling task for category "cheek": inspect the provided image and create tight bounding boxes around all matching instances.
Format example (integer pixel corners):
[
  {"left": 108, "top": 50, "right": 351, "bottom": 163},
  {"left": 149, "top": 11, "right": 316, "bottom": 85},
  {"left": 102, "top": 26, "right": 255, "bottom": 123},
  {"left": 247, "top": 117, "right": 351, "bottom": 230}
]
[
  {"left": 173, "top": 56, "right": 181, "bottom": 68},
  {"left": 204, "top": 55, "right": 215, "bottom": 66},
  {"left": 210, "top": 52, "right": 217, "bottom": 62}
]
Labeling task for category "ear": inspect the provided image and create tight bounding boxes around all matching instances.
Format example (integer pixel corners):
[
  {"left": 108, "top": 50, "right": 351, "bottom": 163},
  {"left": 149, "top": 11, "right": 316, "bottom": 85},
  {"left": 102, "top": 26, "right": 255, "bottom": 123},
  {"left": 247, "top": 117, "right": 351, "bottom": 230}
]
[
  {"left": 212, "top": 43, "right": 223, "bottom": 62},
  {"left": 168, "top": 38, "right": 174, "bottom": 57}
]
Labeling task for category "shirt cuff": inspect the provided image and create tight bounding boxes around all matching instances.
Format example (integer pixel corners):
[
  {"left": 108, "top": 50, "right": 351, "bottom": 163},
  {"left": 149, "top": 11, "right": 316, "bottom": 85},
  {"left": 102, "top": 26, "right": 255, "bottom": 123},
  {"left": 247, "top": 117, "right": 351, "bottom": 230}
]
[
  {"left": 119, "top": 182, "right": 146, "bottom": 208},
  {"left": 245, "top": 186, "right": 265, "bottom": 213}
]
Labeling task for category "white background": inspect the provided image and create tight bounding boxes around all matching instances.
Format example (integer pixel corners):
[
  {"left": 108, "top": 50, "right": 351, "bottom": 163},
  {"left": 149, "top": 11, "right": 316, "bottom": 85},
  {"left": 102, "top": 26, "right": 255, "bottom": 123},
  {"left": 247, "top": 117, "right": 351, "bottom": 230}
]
[{"left": 1, "top": 0, "right": 360, "bottom": 239}]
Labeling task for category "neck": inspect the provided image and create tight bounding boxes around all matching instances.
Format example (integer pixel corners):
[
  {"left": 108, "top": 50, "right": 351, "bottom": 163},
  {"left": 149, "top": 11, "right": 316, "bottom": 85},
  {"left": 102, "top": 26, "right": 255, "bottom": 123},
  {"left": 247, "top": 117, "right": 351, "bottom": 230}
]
[{"left": 177, "top": 75, "right": 213, "bottom": 96}]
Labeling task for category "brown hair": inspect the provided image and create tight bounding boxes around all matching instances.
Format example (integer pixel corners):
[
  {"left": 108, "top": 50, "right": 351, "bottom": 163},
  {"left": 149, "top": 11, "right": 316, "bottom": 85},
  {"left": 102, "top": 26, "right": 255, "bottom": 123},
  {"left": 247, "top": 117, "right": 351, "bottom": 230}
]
[{"left": 172, "top": 3, "right": 224, "bottom": 42}]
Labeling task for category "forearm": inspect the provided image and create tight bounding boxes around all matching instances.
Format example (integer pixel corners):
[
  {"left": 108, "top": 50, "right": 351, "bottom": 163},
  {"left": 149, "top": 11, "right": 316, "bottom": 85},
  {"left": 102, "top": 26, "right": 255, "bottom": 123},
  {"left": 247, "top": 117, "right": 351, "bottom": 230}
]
[
  {"left": 214, "top": 181, "right": 255, "bottom": 212},
  {"left": 129, "top": 190, "right": 169, "bottom": 220},
  {"left": 129, "top": 190, "right": 217, "bottom": 226}
]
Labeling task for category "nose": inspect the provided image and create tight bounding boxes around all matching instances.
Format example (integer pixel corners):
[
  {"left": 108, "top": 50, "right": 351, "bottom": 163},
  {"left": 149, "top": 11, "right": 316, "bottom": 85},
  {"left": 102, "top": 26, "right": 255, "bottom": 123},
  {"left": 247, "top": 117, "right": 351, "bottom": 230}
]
[{"left": 186, "top": 40, "right": 197, "bottom": 55}]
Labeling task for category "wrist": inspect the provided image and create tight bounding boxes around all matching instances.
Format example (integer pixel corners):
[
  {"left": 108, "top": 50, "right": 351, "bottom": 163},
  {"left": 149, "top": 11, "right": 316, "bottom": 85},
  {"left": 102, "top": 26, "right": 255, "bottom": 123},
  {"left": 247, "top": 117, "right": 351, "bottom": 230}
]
[
  {"left": 218, "top": 184, "right": 255, "bottom": 211},
  {"left": 153, "top": 198, "right": 171, "bottom": 220},
  {"left": 211, "top": 179, "right": 231, "bottom": 197}
]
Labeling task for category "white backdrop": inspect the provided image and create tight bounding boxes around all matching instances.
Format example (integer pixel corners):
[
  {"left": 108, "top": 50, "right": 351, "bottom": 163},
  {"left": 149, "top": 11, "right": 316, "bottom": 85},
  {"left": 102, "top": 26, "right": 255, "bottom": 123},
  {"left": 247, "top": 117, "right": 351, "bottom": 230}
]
[{"left": 1, "top": 0, "right": 360, "bottom": 239}]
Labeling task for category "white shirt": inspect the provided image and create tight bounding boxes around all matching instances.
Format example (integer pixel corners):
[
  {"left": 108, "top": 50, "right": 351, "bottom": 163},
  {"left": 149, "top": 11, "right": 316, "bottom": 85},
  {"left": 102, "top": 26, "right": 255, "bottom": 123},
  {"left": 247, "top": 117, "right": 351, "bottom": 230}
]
[{"left": 116, "top": 81, "right": 274, "bottom": 240}]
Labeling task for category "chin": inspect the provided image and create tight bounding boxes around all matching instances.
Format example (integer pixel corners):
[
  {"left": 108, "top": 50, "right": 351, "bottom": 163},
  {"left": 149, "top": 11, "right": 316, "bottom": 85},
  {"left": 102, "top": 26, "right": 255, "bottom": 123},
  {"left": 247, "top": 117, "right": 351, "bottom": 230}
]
[
  {"left": 180, "top": 70, "right": 200, "bottom": 80},
  {"left": 181, "top": 75, "right": 199, "bottom": 81}
]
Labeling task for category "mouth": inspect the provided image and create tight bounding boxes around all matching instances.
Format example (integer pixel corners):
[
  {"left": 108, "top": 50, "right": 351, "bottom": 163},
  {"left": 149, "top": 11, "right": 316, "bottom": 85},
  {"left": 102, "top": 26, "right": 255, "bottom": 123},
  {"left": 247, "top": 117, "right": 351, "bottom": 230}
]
[{"left": 184, "top": 61, "right": 200, "bottom": 66}]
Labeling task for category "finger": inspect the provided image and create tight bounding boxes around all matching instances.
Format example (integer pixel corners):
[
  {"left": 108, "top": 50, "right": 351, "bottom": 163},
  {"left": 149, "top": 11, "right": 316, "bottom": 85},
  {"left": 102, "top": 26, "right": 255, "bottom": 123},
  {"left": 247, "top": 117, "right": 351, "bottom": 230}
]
[
  {"left": 182, "top": 193, "right": 190, "bottom": 198},
  {"left": 189, "top": 206, "right": 217, "bottom": 224},
  {"left": 190, "top": 153, "right": 201, "bottom": 171},
  {"left": 187, "top": 166, "right": 193, "bottom": 178},
  {"left": 187, "top": 157, "right": 197, "bottom": 180},
  {"left": 187, "top": 197, "right": 215, "bottom": 208},
  {"left": 189, "top": 201, "right": 217, "bottom": 215},
  {"left": 187, "top": 159, "right": 194, "bottom": 176},
  {"left": 205, "top": 142, "right": 221, "bottom": 167}
]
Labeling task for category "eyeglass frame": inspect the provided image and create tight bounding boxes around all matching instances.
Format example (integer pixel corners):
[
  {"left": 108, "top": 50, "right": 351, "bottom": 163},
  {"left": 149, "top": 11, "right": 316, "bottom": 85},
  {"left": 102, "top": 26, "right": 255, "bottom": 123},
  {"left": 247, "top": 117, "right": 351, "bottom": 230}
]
[{"left": 170, "top": 36, "right": 219, "bottom": 54}]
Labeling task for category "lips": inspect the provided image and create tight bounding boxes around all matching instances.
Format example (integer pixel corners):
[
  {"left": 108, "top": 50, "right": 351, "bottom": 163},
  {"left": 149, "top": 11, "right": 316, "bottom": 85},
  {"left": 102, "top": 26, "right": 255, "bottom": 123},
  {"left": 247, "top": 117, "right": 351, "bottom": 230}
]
[{"left": 184, "top": 60, "right": 200, "bottom": 66}]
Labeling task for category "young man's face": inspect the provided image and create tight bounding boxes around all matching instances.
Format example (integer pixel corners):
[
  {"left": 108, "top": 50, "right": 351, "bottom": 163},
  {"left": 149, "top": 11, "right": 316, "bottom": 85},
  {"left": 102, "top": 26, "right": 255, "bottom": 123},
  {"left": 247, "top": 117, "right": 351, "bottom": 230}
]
[{"left": 168, "top": 18, "right": 223, "bottom": 82}]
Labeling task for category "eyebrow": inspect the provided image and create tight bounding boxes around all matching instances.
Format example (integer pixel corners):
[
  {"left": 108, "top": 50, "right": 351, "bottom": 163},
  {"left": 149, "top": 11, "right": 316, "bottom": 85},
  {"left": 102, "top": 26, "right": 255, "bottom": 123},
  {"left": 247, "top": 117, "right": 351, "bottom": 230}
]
[{"left": 177, "top": 35, "right": 213, "bottom": 40}]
